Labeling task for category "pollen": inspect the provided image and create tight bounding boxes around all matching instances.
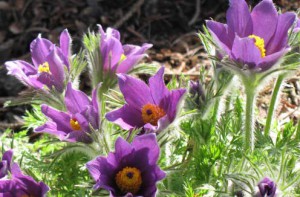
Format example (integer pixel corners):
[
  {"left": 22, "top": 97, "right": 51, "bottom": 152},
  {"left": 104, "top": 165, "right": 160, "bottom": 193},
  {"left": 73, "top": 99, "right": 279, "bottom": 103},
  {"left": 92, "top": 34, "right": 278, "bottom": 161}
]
[
  {"left": 118, "top": 54, "right": 127, "bottom": 64},
  {"left": 38, "top": 62, "right": 51, "bottom": 73},
  {"left": 115, "top": 167, "right": 142, "bottom": 194},
  {"left": 248, "top": 35, "right": 266, "bottom": 58},
  {"left": 70, "top": 118, "right": 81, "bottom": 131},
  {"left": 141, "top": 103, "right": 166, "bottom": 126}
]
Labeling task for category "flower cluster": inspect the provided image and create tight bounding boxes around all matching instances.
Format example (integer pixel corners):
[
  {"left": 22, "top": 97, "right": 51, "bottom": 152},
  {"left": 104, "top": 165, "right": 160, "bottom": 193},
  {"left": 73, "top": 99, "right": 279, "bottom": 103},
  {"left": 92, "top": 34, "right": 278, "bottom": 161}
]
[{"left": 0, "top": 150, "right": 49, "bottom": 196}]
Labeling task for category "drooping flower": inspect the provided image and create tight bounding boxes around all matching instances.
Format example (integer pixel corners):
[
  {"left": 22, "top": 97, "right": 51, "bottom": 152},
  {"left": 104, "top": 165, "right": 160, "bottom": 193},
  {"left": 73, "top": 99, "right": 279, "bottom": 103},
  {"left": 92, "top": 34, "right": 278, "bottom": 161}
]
[
  {"left": 98, "top": 25, "right": 152, "bottom": 74},
  {"left": 255, "top": 177, "right": 277, "bottom": 197},
  {"left": 105, "top": 67, "right": 186, "bottom": 132},
  {"left": 35, "top": 83, "right": 100, "bottom": 143},
  {"left": 0, "top": 163, "right": 49, "bottom": 196},
  {"left": 86, "top": 134, "right": 165, "bottom": 197},
  {"left": 5, "top": 29, "right": 71, "bottom": 92},
  {"left": 0, "top": 150, "right": 13, "bottom": 179},
  {"left": 206, "top": 0, "right": 296, "bottom": 72}
]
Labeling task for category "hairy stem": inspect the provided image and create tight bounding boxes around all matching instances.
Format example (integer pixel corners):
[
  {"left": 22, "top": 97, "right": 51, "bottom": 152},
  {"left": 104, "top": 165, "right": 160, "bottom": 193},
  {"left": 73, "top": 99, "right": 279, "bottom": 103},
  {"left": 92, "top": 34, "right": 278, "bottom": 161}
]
[{"left": 264, "top": 74, "right": 285, "bottom": 137}]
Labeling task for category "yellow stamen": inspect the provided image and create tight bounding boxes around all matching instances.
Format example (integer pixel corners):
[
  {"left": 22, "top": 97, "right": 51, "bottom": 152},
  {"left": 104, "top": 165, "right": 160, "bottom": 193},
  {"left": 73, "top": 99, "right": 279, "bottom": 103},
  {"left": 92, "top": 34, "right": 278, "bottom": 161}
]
[
  {"left": 118, "top": 54, "right": 127, "bottom": 64},
  {"left": 248, "top": 35, "right": 266, "bottom": 58},
  {"left": 38, "top": 62, "right": 51, "bottom": 73},
  {"left": 115, "top": 167, "right": 142, "bottom": 194},
  {"left": 141, "top": 104, "right": 166, "bottom": 126},
  {"left": 70, "top": 118, "right": 81, "bottom": 130}
]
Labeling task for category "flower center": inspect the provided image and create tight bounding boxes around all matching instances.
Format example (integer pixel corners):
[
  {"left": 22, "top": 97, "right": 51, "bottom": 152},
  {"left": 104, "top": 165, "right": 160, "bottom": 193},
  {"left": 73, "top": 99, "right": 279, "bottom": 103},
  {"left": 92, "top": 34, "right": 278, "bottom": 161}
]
[
  {"left": 38, "top": 62, "right": 51, "bottom": 73},
  {"left": 118, "top": 54, "right": 127, "bottom": 64},
  {"left": 70, "top": 118, "right": 81, "bottom": 130},
  {"left": 115, "top": 167, "right": 142, "bottom": 194},
  {"left": 248, "top": 35, "right": 266, "bottom": 58},
  {"left": 141, "top": 104, "right": 166, "bottom": 126}
]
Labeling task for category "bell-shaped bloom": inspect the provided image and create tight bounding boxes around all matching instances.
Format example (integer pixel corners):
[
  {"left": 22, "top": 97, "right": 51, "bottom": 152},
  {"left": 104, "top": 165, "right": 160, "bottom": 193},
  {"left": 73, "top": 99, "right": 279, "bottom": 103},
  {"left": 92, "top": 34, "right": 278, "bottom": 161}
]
[
  {"left": 0, "top": 150, "right": 13, "bottom": 179},
  {"left": 86, "top": 134, "right": 165, "bottom": 197},
  {"left": 0, "top": 163, "right": 49, "bottom": 196},
  {"left": 255, "top": 177, "right": 277, "bottom": 197},
  {"left": 99, "top": 25, "right": 152, "bottom": 74},
  {"left": 35, "top": 83, "right": 100, "bottom": 143},
  {"left": 105, "top": 67, "right": 186, "bottom": 132},
  {"left": 5, "top": 29, "right": 71, "bottom": 92},
  {"left": 206, "top": 0, "right": 296, "bottom": 72}
]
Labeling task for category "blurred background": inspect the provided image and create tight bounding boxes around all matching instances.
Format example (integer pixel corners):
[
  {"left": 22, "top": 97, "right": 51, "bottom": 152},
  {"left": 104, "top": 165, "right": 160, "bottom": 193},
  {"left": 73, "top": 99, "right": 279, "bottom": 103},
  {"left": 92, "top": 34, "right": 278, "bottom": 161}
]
[{"left": 0, "top": 0, "right": 299, "bottom": 130}]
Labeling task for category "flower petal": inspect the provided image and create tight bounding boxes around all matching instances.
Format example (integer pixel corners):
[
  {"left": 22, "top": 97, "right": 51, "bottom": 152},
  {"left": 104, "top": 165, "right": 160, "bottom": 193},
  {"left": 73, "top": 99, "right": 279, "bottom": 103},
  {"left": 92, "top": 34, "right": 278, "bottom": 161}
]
[
  {"left": 226, "top": 0, "right": 252, "bottom": 37},
  {"left": 115, "top": 137, "right": 133, "bottom": 161},
  {"left": 40, "top": 104, "right": 72, "bottom": 132},
  {"left": 160, "top": 89, "right": 186, "bottom": 122},
  {"left": 66, "top": 130, "right": 92, "bottom": 143},
  {"left": 60, "top": 29, "right": 72, "bottom": 59},
  {"left": 132, "top": 134, "right": 159, "bottom": 165},
  {"left": 206, "top": 20, "right": 233, "bottom": 55},
  {"left": 65, "top": 83, "right": 91, "bottom": 114},
  {"left": 105, "top": 104, "right": 144, "bottom": 130},
  {"left": 5, "top": 60, "right": 43, "bottom": 89},
  {"left": 149, "top": 67, "right": 169, "bottom": 105},
  {"left": 257, "top": 48, "right": 289, "bottom": 72},
  {"left": 266, "top": 12, "right": 296, "bottom": 54},
  {"left": 30, "top": 37, "right": 53, "bottom": 66},
  {"left": 116, "top": 54, "right": 145, "bottom": 73},
  {"left": 231, "top": 35, "right": 262, "bottom": 69},
  {"left": 123, "top": 43, "right": 152, "bottom": 56},
  {"left": 35, "top": 121, "right": 67, "bottom": 141},
  {"left": 251, "top": 0, "right": 278, "bottom": 45},
  {"left": 117, "top": 74, "right": 153, "bottom": 109}
]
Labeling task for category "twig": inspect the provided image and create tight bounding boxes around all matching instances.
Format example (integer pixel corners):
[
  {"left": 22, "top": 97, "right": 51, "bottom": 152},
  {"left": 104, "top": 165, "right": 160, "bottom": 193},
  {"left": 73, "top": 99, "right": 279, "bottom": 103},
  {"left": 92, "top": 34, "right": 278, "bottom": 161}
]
[
  {"left": 188, "top": 0, "right": 201, "bottom": 26},
  {"left": 113, "top": 0, "right": 145, "bottom": 28}
]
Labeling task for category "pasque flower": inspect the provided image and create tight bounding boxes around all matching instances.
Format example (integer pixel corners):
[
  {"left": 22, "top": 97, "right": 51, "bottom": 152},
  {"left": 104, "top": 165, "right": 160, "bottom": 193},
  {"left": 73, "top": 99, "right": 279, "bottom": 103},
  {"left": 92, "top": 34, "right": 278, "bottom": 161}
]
[
  {"left": 255, "top": 177, "right": 277, "bottom": 197},
  {"left": 99, "top": 25, "right": 152, "bottom": 74},
  {"left": 86, "top": 134, "right": 165, "bottom": 197},
  {"left": 206, "top": 0, "right": 296, "bottom": 72},
  {"left": 5, "top": 29, "right": 71, "bottom": 92},
  {"left": 35, "top": 83, "right": 100, "bottom": 143},
  {"left": 0, "top": 151, "right": 49, "bottom": 196},
  {"left": 105, "top": 67, "right": 186, "bottom": 132},
  {"left": 189, "top": 80, "right": 206, "bottom": 106},
  {"left": 0, "top": 150, "right": 13, "bottom": 179}
]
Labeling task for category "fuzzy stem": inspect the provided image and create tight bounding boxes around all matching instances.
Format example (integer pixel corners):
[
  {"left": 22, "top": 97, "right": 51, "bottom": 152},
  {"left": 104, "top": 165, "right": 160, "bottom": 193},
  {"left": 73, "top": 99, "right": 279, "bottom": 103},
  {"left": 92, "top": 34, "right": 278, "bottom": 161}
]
[
  {"left": 264, "top": 74, "right": 285, "bottom": 137},
  {"left": 243, "top": 81, "right": 256, "bottom": 152}
]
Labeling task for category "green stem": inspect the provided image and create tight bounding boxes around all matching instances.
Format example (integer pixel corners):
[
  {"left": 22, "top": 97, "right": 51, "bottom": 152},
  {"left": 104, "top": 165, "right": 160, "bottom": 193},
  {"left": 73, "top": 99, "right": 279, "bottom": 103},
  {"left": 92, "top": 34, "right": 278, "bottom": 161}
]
[
  {"left": 210, "top": 97, "right": 220, "bottom": 133},
  {"left": 244, "top": 82, "right": 256, "bottom": 152},
  {"left": 264, "top": 74, "right": 285, "bottom": 137}
]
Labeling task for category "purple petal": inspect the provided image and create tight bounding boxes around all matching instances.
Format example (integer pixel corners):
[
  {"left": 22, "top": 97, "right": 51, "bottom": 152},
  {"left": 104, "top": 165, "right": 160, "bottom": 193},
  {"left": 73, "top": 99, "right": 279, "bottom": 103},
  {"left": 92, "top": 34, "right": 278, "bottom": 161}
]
[
  {"left": 117, "top": 74, "right": 153, "bottom": 109},
  {"left": 251, "top": 0, "right": 278, "bottom": 45},
  {"left": 123, "top": 43, "right": 152, "bottom": 56},
  {"left": 257, "top": 48, "right": 289, "bottom": 72},
  {"left": 226, "top": 0, "right": 252, "bottom": 37},
  {"left": 35, "top": 121, "right": 67, "bottom": 141},
  {"left": 105, "top": 104, "right": 144, "bottom": 130},
  {"left": 115, "top": 137, "right": 133, "bottom": 161},
  {"left": 266, "top": 12, "right": 296, "bottom": 54},
  {"left": 231, "top": 35, "right": 262, "bottom": 68},
  {"left": 66, "top": 130, "right": 92, "bottom": 143},
  {"left": 156, "top": 115, "right": 171, "bottom": 133},
  {"left": 2, "top": 150, "right": 13, "bottom": 171},
  {"left": 65, "top": 83, "right": 91, "bottom": 114},
  {"left": 132, "top": 134, "right": 159, "bottom": 165},
  {"left": 30, "top": 37, "right": 53, "bottom": 66},
  {"left": 160, "top": 89, "right": 186, "bottom": 122},
  {"left": 116, "top": 54, "right": 145, "bottom": 73},
  {"left": 101, "top": 34, "right": 123, "bottom": 71},
  {"left": 206, "top": 20, "right": 233, "bottom": 55},
  {"left": 5, "top": 60, "right": 43, "bottom": 89},
  {"left": 149, "top": 67, "right": 170, "bottom": 105},
  {"left": 60, "top": 29, "right": 71, "bottom": 59},
  {"left": 40, "top": 105, "right": 72, "bottom": 132}
]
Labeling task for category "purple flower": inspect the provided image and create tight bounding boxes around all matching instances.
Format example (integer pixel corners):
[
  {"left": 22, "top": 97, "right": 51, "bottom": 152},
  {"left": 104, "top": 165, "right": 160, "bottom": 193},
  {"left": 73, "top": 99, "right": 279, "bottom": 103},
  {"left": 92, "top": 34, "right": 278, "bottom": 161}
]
[
  {"left": 0, "top": 163, "right": 49, "bottom": 197},
  {"left": 35, "top": 83, "right": 100, "bottom": 143},
  {"left": 86, "top": 134, "right": 165, "bottom": 197},
  {"left": 99, "top": 25, "right": 152, "bottom": 74},
  {"left": 206, "top": 0, "right": 296, "bottom": 72},
  {"left": 0, "top": 150, "right": 13, "bottom": 179},
  {"left": 255, "top": 177, "right": 277, "bottom": 197},
  {"left": 105, "top": 67, "right": 186, "bottom": 132},
  {"left": 5, "top": 29, "right": 71, "bottom": 92}
]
